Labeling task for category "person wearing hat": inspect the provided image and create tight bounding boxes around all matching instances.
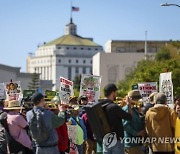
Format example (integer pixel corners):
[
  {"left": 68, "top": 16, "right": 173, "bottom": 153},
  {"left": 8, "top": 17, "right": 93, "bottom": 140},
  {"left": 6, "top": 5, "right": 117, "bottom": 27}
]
[
  {"left": 142, "top": 92, "right": 158, "bottom": 115},
  {"left": 4, "top": 100, "right": 33, "bottom": 153},
  {"left": 145, "top": 93, "right": 176, "bottom": 153},
  {"left": 26, "top": 92, "right": 66, "bottom": 154},
  {"left": 67, "top": 105, "right": 87, "bottom": 154},
  {"left": 100, "top": 83, "right": 132, "bottom": 154},
  {"left": 122, "top": 90, "right": 146, "bottom": 154}
]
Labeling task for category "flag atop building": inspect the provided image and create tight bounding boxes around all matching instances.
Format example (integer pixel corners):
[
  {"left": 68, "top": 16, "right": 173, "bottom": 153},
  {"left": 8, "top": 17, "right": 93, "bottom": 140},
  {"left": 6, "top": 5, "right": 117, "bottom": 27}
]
[{"left": 72, "top": 6, "right": 79, "bottom": 12}]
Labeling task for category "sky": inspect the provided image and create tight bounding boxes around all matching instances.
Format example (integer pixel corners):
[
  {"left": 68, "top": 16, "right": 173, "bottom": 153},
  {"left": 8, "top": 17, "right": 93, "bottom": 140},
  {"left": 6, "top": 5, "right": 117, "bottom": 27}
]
[{"left": 0, "top": 0, "right": 180, "bottom": 72}]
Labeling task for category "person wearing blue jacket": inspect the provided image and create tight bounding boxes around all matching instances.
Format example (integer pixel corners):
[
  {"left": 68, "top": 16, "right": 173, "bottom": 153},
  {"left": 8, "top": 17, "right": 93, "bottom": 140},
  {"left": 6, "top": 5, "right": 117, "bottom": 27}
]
[{"left": 122, "top": 90, "right": 145, "bottom": 154}]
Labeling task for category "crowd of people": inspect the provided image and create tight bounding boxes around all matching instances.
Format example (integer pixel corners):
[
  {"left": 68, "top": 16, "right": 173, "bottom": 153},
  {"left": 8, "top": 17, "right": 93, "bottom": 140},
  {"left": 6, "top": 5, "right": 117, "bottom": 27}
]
[{"left": 0, "top": 83, "right": 180, "bottom": 154}]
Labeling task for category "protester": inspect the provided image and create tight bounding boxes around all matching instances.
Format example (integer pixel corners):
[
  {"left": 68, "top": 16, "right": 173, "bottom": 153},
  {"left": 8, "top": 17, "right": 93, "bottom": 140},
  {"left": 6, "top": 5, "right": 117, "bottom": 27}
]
[
  {"left": 4, "top": 100, "right": 33, "bottom": 153},
  {"left": 145, "top": 93, "right": 176, "bottom": 154},
  {"left": 67, "top": 105, "right": 87, "bottom": 154},
  {"left": 100, "top": 83, "right": 132, "bottom": 154},
  {"left": 122, "top": 90, "right": 145, "bottom": 154},
  {"left": 50, "top": 106, "right": 70, "bottom": 154},
  {"left": 26, "top": 92, "right": 65, "bottom": 154},
  {"left": 0, "top": 111, "right": 8, "bottom": 154}
]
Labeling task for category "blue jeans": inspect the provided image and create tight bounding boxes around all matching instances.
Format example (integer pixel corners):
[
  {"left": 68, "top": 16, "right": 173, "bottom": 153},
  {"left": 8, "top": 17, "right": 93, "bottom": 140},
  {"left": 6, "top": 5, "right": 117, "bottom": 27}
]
[{"left": 103, "top": 140, "right": 125, "bottom": 154}]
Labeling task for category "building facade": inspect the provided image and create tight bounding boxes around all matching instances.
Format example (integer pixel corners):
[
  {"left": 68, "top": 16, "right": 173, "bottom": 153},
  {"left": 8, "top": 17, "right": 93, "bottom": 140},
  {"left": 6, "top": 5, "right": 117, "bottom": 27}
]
[
  {"left": 0, "top": 64, "right": 53, "bottom": 93},
  {"left": 94, "top": 40, "right": 170, "bottom": 95},
  {"left": 27, "top": 18, "right": 103, "bottom": 90}
]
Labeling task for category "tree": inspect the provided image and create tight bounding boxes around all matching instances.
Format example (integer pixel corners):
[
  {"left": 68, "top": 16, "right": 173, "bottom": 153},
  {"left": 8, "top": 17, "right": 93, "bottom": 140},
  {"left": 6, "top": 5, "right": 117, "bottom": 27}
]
[
  {"left": 28, "top": 73, "right": 40, "bottom": 90},
  {"left": 73, "top": 75, "right": 81, "bottom": 97}
]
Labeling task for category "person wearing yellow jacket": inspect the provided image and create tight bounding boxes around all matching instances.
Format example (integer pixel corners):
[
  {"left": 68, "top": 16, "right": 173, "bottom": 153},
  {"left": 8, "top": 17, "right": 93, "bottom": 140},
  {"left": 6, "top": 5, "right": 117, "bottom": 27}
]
[
  {"left": 174, "top": 96, "right": 180, "bottom": 154},
  {"left": 145, "top": 93, "right": 177, "bottom": 154}
]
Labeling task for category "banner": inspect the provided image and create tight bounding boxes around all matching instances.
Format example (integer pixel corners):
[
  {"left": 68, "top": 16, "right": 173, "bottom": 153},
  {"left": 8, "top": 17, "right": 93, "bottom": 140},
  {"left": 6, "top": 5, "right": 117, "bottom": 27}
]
[
  {"left": 159, "top": 72, "right": 173, "bottom": 104},
  {"left": 138, "top": 82, "right": 157, "bottom": 101},
  {"left": 59, "top": 77, "right": 74, "bottom": 104},
  {"left": 80, "top": 74, "right": 101, "bottom": 103},
  {"left": 0, "top": 83, "right": 5, "bottom": 100},
  {"left": 4, "top": 81, "right": 22, "bottom": 101},
  {"left": 45, "top": 90, "right": 57, "bottom": 101}
]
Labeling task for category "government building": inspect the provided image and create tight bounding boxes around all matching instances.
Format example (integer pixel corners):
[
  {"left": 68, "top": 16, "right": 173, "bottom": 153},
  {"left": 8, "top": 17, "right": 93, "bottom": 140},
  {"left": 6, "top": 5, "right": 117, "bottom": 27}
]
[{"left": 27, "top": 18, "right": 103, "bottom": 90}]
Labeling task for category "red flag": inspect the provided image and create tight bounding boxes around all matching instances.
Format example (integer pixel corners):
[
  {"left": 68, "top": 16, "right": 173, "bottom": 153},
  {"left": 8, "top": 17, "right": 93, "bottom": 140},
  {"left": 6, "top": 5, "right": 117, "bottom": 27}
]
[{"left": 72, "top": 6, "right": 79, "bottom": 12}]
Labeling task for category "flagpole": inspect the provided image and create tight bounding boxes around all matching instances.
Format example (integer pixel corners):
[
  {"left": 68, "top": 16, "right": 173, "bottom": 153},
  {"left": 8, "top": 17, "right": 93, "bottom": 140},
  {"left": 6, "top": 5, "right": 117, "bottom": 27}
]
[{"left": 70, "top": 0, "right": 72, "bottom": 20}]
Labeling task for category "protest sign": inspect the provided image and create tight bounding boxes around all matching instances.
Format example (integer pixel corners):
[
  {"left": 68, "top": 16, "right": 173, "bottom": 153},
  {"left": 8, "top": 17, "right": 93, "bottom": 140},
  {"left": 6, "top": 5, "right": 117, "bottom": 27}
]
[
  {"left": 4, "top": 81, "right": 22, "bottom": 101},
  {"left": 45, "top": 90, "right": 57, "bottom": 101},
  {"left": 0, "top": 83, "right": 5, "bottom": 100},
  {"left": 159, "top": 72, "right": 173, "bottom": 104},
  {"left": 80, "top": 74, "right": 101, "bottom": 103},
  {"left": 23, "top": 90, "right": 35, "bottom": 98},
  {"left": 138, "top": 82, "right": 157, "bottom": 101},
  {"left": 59, "top": 77, "right": 74, "bottom": 104}
]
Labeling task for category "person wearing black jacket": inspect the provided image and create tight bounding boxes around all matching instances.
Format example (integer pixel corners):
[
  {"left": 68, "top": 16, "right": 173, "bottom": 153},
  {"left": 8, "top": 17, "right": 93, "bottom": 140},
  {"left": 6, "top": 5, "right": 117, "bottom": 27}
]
[{"left": 101, "top": 83, "right": 132, "bottom": 154}]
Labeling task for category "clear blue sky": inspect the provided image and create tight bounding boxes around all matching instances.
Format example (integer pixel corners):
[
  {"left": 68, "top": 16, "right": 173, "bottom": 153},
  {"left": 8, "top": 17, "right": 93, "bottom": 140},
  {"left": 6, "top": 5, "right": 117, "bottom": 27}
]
[{"left": 0, "top": 0, "right": 179, "bottom": 72}]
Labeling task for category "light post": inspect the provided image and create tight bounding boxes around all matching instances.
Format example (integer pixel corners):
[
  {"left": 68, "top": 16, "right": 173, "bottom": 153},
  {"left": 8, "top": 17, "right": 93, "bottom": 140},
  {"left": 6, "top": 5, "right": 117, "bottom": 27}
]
[{"left": 161, "top": 3, "right": 180, "bottom": 7}]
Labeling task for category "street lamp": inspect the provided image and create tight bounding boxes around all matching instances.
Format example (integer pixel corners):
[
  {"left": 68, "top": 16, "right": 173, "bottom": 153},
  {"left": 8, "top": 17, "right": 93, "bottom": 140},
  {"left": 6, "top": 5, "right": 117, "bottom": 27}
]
[{"left": 161, "top": 3, "right": 180, "bottom": 7}]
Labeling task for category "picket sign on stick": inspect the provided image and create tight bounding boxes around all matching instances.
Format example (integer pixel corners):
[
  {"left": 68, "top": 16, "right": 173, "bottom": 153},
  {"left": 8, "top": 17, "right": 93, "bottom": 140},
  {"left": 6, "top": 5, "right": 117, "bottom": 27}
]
[{"left": 59, "top": 77, "right": 74, "bottom": 104}]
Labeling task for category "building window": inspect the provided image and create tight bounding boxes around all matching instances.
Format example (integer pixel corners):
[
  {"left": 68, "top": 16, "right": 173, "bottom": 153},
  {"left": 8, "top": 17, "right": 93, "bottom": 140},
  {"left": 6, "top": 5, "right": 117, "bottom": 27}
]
[
  {"left": 59, "top": 59, "right": 61, "bottom": 63},
  {"left": 90, "top": 60, "right": 92, "bottom": 64},
  {"left": 83, "top": 67, "right": 86, "bottom": 74},
  {"left": 83, "top": 60, "right": 86, "bottom": 64},
  {"left": 76, "top": 60, "right": 79, "bottom": 63},
  {"left": 68, "top": 67, "right": 72, "bottom": 80},
  {"left": 67, "top": 47, "right": 69, "bottom": 50},
  {"left": 69, "top": 59, "right": 71, "bottom": 63},
  {"left": 116, "top": 47, "right": 126, "bottom": 53},
  {"left": 95, "top": 48, "right": 98, "bottom": 50},
  {"left": 58, "top": 47, "right": 61, "bottom": 49},
  {"left": 81, "top": 48, "right": 84, "bottom": 50},
  {"left": 74, "top": 47, "right": 77, "bottom": 50},
  {"left": 88, "top": 48, "right": 91, "bottom": 50},
  {"left": 90, "top": 67, "right": 92, "bottom": 74},
  {"left": 75, "top": 67, "right": 79, "bottom": 74}
]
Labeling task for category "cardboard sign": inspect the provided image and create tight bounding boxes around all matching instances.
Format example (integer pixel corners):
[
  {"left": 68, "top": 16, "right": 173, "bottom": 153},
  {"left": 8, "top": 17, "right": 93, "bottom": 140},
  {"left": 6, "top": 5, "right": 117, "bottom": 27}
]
[
  {"left": 0, "top": 83, "right": 5, "bottom": 100},
  {"left": 80, "top": 74, "right": 101, "bottom": 103},
  {"left": 59, "top": 77, "right": 74, "bottom": 104},
  {"left": 159, "top": 72, "right": 173, "bottom": 104},
  {"left": 45, "top": 90, "right": 57, "bottom": 101},
  {"left": 23, "top": 90, "right": 35, "bottom": 98},
  {"left": 138, "top": 82, "right": 157, "bottom": 101},
  {"left": 4, "top": 81, "right": 22, "bottom": 101}
]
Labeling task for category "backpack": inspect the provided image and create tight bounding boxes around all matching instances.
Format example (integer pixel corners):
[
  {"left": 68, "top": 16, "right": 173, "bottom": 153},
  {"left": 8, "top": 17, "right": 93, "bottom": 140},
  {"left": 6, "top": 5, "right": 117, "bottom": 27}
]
[
  {"left": 29, "top": 109, "right": 49, "bottom": 143},
  {"left": 84, "top": 102, "right": 111, "bottom": 141}
]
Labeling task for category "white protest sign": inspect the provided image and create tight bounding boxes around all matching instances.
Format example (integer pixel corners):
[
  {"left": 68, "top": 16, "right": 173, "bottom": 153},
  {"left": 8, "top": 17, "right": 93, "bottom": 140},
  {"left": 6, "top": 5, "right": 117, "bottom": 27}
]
[
  {"left": 59, "top": 77, "right": 74, "bottom": 104},
  {"left": 80, "top": 74, "right": 101, "bottom": 103},
  {"left": 3, "top": 81, "right": 22, "bottom": 101},
  {"left": 159, "top": 72, "right": 173, "bottom": 104},
  {"left": 0, "top": 83, "right": 5, "bottom": 100},
  {"left": 138, "top": 82, "right": 157, "bottom": 101}
]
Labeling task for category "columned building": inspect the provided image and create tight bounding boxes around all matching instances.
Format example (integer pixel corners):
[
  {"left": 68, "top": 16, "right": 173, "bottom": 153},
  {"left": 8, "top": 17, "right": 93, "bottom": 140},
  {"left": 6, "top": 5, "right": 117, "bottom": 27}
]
[{"left": 27, "top": 18, "right": 103, "bottom": 90}]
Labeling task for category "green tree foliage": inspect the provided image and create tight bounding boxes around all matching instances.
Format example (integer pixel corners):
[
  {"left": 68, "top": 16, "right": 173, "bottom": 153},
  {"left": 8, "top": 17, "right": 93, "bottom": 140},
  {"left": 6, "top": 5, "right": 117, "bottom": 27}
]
[
  {"left": 28, "top": 73, "right": 40, "bottom": 90},
  {"left": 73, "top": 75, "right": 81, "bottom": 97},
  {"left": 117, "top": 43, "right": 180, "bottom": 97}
]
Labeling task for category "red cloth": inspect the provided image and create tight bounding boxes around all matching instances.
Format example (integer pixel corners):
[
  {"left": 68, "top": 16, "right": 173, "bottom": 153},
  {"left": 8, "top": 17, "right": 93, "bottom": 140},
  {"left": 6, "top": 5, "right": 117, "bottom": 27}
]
[{"left": 56, "top": 123, "right": 69, "bottom": 152}]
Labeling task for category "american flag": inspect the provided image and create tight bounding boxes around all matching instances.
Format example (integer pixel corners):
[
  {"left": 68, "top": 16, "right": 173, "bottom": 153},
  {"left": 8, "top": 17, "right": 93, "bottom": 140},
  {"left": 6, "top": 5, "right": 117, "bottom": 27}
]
[{"left": 72, "top": 6, "right": 79, "bottom": 12}]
